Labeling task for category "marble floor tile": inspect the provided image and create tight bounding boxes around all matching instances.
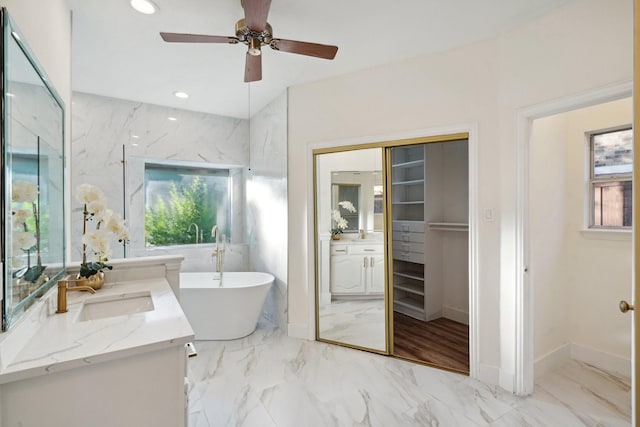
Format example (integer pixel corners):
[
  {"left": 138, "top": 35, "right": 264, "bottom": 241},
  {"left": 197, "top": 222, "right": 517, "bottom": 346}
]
[
  {"left": 318, "top": 299, "right": 386, "bottom": 350},
  {"left": 188, "top": 326, "right": 631, "bottom": 427}
]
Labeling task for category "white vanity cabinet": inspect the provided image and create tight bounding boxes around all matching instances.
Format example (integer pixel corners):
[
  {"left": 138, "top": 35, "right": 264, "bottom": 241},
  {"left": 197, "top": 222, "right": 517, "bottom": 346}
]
[
  {"left": 0, "top": 256, "right": 195, "bottom": 427},
  {"left": 0, "top": 344, "right": 189, "bottom": 427},
  {"left": 330, "top": 242, "right": 384, "bottom": 296}
]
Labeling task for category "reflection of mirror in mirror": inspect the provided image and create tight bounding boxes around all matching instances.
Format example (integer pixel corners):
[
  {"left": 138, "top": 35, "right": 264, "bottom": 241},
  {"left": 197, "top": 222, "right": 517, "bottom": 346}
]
[
  {"left": 315, "top": 147, "right": 386, "bottom": 352},
  {"left": 2, "top": 10, "right": 65, "bottom": 329}
]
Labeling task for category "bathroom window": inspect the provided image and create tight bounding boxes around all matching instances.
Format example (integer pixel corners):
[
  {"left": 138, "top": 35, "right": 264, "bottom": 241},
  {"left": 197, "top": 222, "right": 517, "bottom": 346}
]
[
  {"left": 144, "top": 163, "right": 230, "bottom": 246},
  {"left": 589, "top": 127, "right": 633, "bottom": 228}
]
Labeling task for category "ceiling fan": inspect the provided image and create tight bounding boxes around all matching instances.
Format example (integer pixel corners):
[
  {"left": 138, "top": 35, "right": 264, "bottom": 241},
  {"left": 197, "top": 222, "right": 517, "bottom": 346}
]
[{"left": 160, "top": 0, "right": 338, "bottom": 82}]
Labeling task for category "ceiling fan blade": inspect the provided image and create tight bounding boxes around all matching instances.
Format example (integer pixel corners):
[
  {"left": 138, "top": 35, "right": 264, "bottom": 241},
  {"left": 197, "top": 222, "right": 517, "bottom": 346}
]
[
  {"left": 241, "top": 0, "right": 271, "bottom": 32},
  {"left": 244, "top": 53, "right": 262, "bottom": 82},
  {"left": 270, "top": 39, "right": 338, "bottom": 60},
  {"left": 160, "top": 32, "right": 238, "bottom": 44}
]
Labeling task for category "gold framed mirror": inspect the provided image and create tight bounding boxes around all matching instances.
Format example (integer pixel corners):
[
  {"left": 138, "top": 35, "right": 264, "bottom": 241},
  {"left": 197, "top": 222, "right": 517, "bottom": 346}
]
[{"left": 313, "top": 146, "right": 388, "bottom": 353}]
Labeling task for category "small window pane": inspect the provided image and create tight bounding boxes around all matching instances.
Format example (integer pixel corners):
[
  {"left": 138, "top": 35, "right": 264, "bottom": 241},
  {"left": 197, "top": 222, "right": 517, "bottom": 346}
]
[
  {"left": 592, "top": 181, "right": 632, "bottom": 227},
  {"left": 592, "top": 128, "right": 633, "bottom": 176},
  {"left": 144, "top": 164, "right": 230, "bottom": 246}
]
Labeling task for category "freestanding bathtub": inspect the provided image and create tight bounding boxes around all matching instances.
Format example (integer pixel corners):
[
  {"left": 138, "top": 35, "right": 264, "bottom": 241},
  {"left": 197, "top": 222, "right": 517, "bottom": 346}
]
[{"left": 179, "top": 272, "right": 274, "bottom": 340}]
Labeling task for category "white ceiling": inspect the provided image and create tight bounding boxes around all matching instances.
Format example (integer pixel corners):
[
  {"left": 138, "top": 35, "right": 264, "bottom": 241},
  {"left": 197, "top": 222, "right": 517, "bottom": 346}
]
[{"left": 69, "top": 0, "right": 571, "bottom": 119}]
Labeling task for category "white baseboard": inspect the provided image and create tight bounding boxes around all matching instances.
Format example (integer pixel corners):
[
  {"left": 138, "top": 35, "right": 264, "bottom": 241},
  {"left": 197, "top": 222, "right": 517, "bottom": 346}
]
[
  {"left": 477, "top": 363, "right": 499, "bottom": 387},
  {"left": 534, "top": 343, "right": 570, "bottom": 379},
  {"left": 442, "top": 306, "right": 469, "bottom": 325},
  {"left": 288, "top": 323, "right": 312, "bottom": 340},
  {"left": 498, "top": 368, "right": 515, "bottom": 393},
  {"left": 320, "top": 292, "right": 331, "bottom": 305},
  {"left": 570, "top": 342, "right": 631, "bottom": 378}
]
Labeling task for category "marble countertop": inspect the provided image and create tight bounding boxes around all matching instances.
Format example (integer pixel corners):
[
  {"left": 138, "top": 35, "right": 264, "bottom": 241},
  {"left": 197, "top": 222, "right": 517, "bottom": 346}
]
[
  {"left": 0, "top": 277, "right": 194, "bottom": 385},
  {"left": 330, "top": 239, "right": 383, "bottom": 245}
]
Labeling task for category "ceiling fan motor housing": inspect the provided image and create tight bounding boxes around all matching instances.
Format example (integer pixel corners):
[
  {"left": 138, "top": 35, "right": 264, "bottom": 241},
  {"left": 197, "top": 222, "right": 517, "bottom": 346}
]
[{"left": 235, "top": 19, "right": 273, "bottom": 47}]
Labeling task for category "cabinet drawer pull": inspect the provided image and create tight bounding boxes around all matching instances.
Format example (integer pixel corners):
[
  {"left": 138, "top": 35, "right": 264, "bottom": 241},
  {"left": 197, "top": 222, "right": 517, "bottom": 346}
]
[
  {"left": 364, "top": 249, "right": 376, "bottom": 252},
  {"left": 363, "top": 257, "right": 367, "bottom": 268},
  {"left": 334, "top": 249, "right": 347, "bottom": 253},
  {"left": 370, "top": 257, "right": 374, "bottom": 267}
]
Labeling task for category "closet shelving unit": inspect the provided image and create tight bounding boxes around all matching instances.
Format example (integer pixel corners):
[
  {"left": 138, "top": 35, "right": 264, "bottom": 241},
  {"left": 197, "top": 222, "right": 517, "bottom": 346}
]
[
  {"left": 391, "top": 145, "right": 428, "bottom": 321},
  {"left": 391, "top": 141, "right": 470, "bottom": 322}
]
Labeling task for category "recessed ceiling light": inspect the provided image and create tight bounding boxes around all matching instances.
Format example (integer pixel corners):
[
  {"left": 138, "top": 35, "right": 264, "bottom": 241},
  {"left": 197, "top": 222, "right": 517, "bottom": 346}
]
[
  {"left": 168, "top": 117, "right": 178, "bottom": 121},
  {"left": 130, "top": 0, "right": 157, "bottom": 15},
  {"left": 131, "top": 134, "right": 140, "bottom": 139},
  {"left": 131, "top": 143, "right": 139, "bottom": 147},
  {"left": 6, "top": 93, "right": 15, "bottom": 97},
  {"left": 173, "top": 91, "right": 189, "bottom": 99}
]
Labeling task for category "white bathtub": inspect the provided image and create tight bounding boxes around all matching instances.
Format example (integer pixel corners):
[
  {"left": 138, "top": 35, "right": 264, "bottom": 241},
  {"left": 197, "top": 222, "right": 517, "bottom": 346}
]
[{"left": 179, "top": 272, "right": 274, "bottom": 340}]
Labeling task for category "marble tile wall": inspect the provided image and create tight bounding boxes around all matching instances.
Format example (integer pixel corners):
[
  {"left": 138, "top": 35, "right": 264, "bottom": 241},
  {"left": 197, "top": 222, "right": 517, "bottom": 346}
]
[
  {"left": 70, "top": 92, "right": 250, "bottom": 272},
  {"left": 247, "top": 92, "right": 288, "bottom": 330}
]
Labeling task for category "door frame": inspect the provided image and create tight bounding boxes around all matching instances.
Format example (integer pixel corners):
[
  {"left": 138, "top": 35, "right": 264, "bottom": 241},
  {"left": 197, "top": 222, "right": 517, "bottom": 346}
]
[
  {"left": 307, "top": 123, "right": 479, "bottom": 378},
  {"left": 514, "top": 81, "right": 632, "bottom": 396}
]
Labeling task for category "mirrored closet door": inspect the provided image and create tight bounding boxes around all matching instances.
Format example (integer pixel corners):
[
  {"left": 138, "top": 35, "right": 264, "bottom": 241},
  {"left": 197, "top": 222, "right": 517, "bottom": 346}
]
[
  {"left": 314, "top": 147, "right": 388, "bottom": 353},
  {"left": 313, "top": 134, "right": 471, "bottom": 373}
]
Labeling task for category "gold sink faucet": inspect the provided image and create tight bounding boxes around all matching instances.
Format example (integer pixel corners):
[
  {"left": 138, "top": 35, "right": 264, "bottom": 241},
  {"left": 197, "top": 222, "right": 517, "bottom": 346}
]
[{"left": 56, "top": 277, "right": 96, "bottom": 313}]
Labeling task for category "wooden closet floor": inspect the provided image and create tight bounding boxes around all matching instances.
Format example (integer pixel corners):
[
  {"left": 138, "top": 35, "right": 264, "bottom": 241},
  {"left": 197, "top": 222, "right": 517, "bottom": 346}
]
[{"left": 393, "top": 312, "right": 469, "bottom": 374}]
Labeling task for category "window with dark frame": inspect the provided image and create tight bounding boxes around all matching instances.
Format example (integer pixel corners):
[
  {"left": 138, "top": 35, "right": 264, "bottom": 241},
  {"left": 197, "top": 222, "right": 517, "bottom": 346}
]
[
  {"left": 589, "top": 127, "right": 633, "bottom": 228},
  {"left": 144, "top": 163, "right": 231, "bottom": 246}
]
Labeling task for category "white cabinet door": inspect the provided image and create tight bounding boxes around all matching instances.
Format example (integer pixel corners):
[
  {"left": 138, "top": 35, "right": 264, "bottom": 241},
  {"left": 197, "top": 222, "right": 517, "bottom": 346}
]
[
  {"left": 368, "top": 254, "right": 385, "bottom": 294},
  {"left": 330, "top": 254, "right": 365, "bottom": 293}
]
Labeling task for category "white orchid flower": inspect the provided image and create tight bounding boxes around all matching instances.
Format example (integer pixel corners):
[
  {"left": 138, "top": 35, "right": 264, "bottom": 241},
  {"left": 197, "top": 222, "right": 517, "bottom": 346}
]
[
  {"left": 12, "top": 209, "right": 32, "bottom": 226},
  {"left": 102, "top": 210, "right": 128, "bottom": 240},
  {"left": 82, "top": 230, "right": 109, "bottom": 252},
  {"left": 12, "top": 181, "right": 38, "bottom": 203},
  {"left": 86, "top": 198, "right": 108, "bottom": 218},
  {"left": 338, "top": 200, "right": 357, "bottom": 213},
  {"left": 337, "top": 217, "right": 348, "bottom": 230},
  {"left": 76, "top": 184, "right": 105, "bottom": 205},
  {"left": 12, "top": 231, "right": 36, "bottom": 251}
]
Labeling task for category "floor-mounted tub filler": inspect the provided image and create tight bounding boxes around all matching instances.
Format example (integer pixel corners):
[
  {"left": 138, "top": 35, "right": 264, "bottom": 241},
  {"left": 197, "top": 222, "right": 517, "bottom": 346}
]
[{"left": 179, "top": 272, "right": 274, "bottom": 340}]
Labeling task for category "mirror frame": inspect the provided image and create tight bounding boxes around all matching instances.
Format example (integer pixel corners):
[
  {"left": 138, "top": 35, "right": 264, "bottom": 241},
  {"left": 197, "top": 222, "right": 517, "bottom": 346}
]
[{"left": 1, "top": 8, "right": 66, "bottom": 330}]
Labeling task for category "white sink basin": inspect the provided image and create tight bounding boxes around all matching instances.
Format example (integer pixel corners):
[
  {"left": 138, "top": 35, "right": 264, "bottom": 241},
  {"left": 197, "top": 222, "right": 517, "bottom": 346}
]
[{"left": 78, "top": 291, "right": 154, "bottom": 322}]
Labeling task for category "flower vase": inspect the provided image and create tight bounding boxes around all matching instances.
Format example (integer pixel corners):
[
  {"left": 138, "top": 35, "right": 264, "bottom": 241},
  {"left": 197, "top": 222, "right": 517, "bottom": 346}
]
[
  {"left": 84, "top": 272, "right": 105, "bottom": 290},
  {"left": 331, "top": 233, "right": 342, "bottom": 241}
]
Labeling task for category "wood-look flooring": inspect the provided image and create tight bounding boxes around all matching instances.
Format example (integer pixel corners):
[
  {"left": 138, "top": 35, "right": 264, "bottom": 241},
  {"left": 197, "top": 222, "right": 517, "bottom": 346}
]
[{"left": 393, "top": 312, "right": 469, "bottom": 374}]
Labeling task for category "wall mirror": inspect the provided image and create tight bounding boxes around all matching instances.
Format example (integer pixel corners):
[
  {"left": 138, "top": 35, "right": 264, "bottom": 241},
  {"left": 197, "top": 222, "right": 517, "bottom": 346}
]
[
  {"left": 314, "top": 147, "right": 388, "bottom": 353},
  {"left": 1, "top": 9, "right": 66, "bottom": 329}
]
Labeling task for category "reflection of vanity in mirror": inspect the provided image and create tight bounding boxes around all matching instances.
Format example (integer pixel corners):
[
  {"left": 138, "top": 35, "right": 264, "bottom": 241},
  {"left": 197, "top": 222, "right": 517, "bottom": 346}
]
[
  {"left": 315, "top": 147, "right": 387, "bottom": 352},
  {"left": 329, "top": 171, "right": 384, "bottom": 297}
]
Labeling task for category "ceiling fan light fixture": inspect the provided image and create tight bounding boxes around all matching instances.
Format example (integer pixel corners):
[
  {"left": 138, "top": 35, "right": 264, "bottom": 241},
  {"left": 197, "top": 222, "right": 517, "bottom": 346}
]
[
  {"left": 130, "top": 0, "right": 157, "bottom": 15},
  {"left": 248, "top": 38, "right": 261, "bottom": 56}
]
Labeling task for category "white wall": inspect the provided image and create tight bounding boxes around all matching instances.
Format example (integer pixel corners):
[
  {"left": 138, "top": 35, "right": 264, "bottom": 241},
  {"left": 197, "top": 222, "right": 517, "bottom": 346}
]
[
  {"left": 530, "top": 114, "right": 571, "bottom": 363},
  {"left": 441, "top": 141, "right": 469, "bottom": 323},
  {"left": 287, "top": 0, "right": 633, "bottom": 387},
  {"left": 531, "top": 97, "right": 632, "bottom": 375}
]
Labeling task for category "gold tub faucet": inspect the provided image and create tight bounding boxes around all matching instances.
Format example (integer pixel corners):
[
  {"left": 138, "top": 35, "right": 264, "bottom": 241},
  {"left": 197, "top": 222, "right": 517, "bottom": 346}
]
[{"left": 56, "top": 277, "right": 96, "bottom": 313}]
